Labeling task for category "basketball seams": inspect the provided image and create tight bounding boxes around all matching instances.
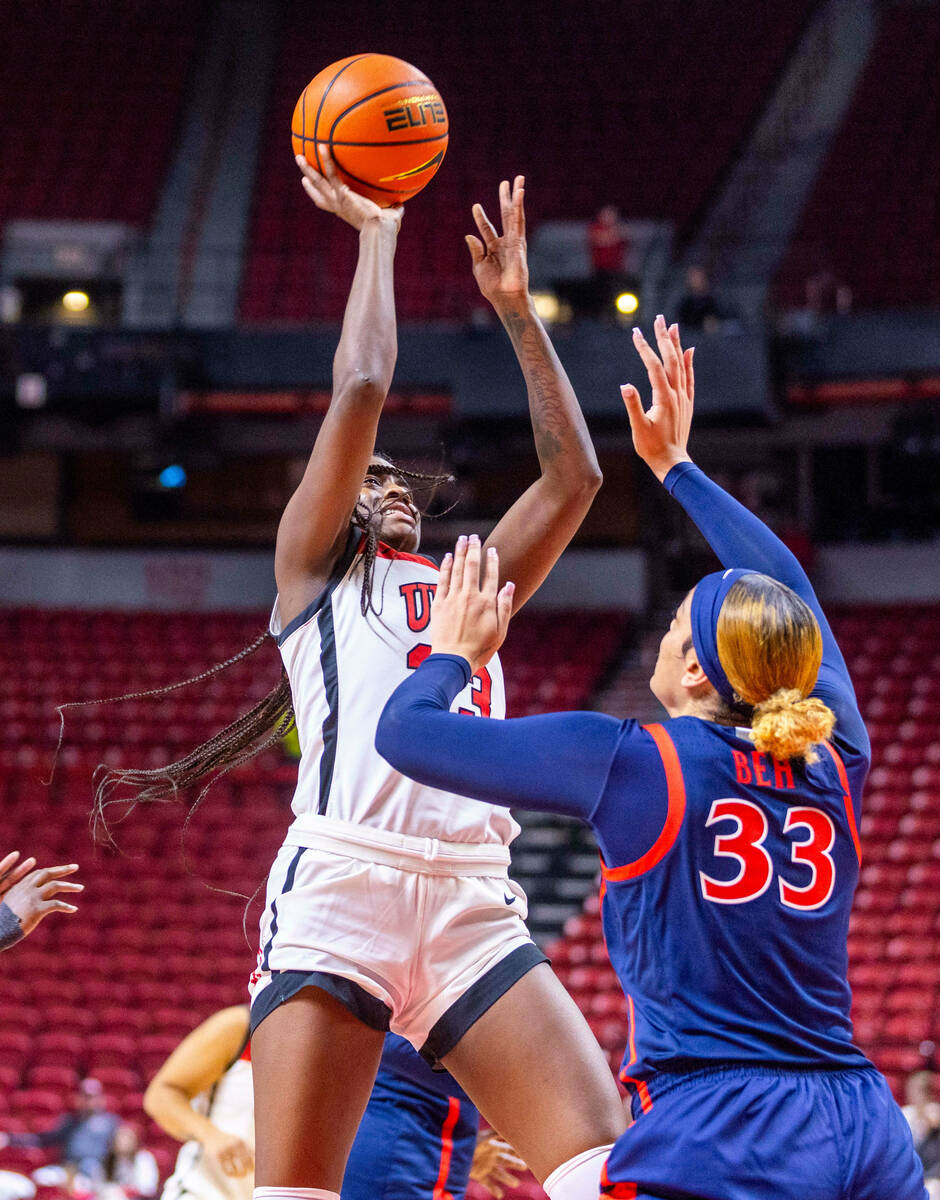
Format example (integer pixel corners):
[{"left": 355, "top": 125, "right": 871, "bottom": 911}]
[
  {"left": 327, "top": 148, "right": 424, "bottom": 198},
  {"left": 328, "top": 134, "right": 449, "bottom": 148},
  {"left": 312, "top": 54, "right": 370, "bottom": 173}
]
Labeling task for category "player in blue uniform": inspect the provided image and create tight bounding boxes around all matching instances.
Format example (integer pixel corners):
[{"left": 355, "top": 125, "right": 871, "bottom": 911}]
[
  {"left": 345, "top": 1034, "right": 521, "bottom": 1200},
  {"left": 375, "top": 317, "right": 927, "bottom": 1200}
]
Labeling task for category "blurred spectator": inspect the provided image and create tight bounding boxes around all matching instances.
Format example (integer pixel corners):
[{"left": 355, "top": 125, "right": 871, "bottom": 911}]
[
  {"left": 903, "top": 1070, "right": 940, "bottom": 1196},
  {"left": 0, "top": 1079, "right": 118, "bottom": 1182},
  {"left": 676, "top": 265, "right": 724, "bottom": 332},
  {"left": 0, "top": 852, "right": 82, "bottom": 951},
  {"left": 805, "top": 267, "right": 852, "bottom": 316},
  {"left": 99, "top": 1126, "right": 159, "bottom": 1200},
  {"left": 587, "top": 205, "right": 631, "bottom": 317}
]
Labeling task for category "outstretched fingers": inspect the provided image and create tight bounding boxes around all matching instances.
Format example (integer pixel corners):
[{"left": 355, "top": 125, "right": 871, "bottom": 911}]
[
  {"left": 653, "top": 314, "right": 681, "bottom": 391},
  {"left": 620, "top": 382, "right": 647, "bottom": 434},
  {"left": 631, "top": 326, "right": 670, "bottom": 395},
  {"left": 685, "top": 345, "right": 695, "bottom": 404},
  {"left": 450, "top": 535, "right": 470, "bottom": 592},
  {"left": 0, "top": 851, "right": 20, "bottom": 882},
  {"left": 461, "top": 535, "right": 482, "bottom": 591},
  {"left": 0, "top": 853, "right": 36, "bottom": 892},
  {"left": 498, "top": 179, "right": 512, "bottom": 234},
  {"left": 472, "top": 203, "right": 499, "bottom": 251},
  {"left": 512, "top": 175, "right": 525, "bottom": 237},
  {"left": 297, "top": 156, "right": 334, "bottom": 210},
  {"left": 318, "top": 143, "right": 340, "bottom": 185},
  {"left": 465, "top": 234, "right": 485, "bottom": 265},
  {"left": 482, "top": 545, "right": 500, "bottom": 598},
  {"left": 437, "top": 550, "right": 454, "bottom": 599}
]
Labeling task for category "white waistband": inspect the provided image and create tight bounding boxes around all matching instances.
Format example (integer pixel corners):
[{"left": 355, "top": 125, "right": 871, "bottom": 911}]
[{"left": 282, "top": 814, "right": 511, "bottom": 877}]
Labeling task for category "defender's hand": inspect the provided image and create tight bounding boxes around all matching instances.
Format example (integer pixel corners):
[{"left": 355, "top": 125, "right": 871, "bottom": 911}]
[
  {"left": 622, "top": 315, "right": 695, "bottom": 483},
  {"left": 429, "top": 535, "right": 514, "bottom": 675},
  {"left": 469, "top": 1132, "right": 526, "bottom": 1198},
  {"left": 466, "top": 176, "right": 528, "bottom": 306},
  {"left": 3, "top": 863, "right": 82, "bottom": 936},
  {"left": 296, "top": 148, "right": 403, "bottom": 234}
]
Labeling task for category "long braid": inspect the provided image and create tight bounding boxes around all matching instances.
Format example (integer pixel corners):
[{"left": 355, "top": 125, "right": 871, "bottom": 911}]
[
  {"left": 92, "top": 674, "right": 293, "bottom": 844},
  {"left": 47, "top": 630, "right": 294, "bottom": 840}
]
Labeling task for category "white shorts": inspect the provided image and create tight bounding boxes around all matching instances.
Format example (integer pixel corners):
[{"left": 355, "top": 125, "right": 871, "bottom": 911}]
[{"left": 249, "top": 816, "right": 545, "bottom": 1063}]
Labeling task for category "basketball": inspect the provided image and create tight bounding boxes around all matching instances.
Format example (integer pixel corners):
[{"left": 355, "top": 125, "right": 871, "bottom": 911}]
[{"left": 291, "top": 53, "right": 449, "bottom": 207}]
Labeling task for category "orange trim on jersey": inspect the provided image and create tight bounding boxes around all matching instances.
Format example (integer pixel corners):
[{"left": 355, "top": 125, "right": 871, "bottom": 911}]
[
  {"left": 374, "top": 538, "right": 438, "bottom": 570},
  {"left": 600, "top": 723, "right": 686, "bottom": 881},
  {"left": 619, "top": 1074, "right": 653, "bottom": 1114},
  {"left": 625, "top": 994, "right": 638, "bottom": 1068},
  {"left": 600, "top": 1162, "right": 638, "bottom": 1198},
  {"left": 821, "top": 740, "right": 862, "bottom": 864},
  {"left": 432, "top": 1096, "right": 460, "bottom": 1200}
]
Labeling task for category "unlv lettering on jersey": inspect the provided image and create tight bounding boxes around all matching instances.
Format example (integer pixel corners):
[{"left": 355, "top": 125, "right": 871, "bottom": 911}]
[{"left": 399, "top": 582, "right": 437, "bottom": 632}]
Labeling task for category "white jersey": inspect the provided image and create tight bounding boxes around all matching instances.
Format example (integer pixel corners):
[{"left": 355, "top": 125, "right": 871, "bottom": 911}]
[
  {"left": 161, "top": 1052, "right": 253, "bottom": 1200},
  {"left": 271, "top": 532, "right": 519, "bottom": 846}
]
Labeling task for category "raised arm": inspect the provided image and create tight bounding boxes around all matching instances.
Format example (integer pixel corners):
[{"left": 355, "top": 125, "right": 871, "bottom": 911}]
[
  {"left": 624, "top": 318, "right": 865, "bottom": 752},
  {"left": 468, "top": 178, "right": 602, "bottom": 611},
  {"left": 274, "top": 150, "right": 402, "bottom": 628}
]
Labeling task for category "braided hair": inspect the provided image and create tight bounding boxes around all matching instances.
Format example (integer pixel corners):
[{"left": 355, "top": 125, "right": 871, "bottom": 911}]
[{"left": 54, "top": 454, "right": 453, "bottom": 835}]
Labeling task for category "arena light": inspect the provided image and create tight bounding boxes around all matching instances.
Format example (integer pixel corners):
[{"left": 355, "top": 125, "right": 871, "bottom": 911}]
[
  {"left": 615, "top": 291, "right": 639, "bottom": 315},
  {"left": 61, "top": 290, "right": 90, "bottom": 313},
  {"left": 158, "top": 464, "right": 187, "bottom": 489},
  {"left": 531, "top": 290, "right": 561, "bottom": 322}
]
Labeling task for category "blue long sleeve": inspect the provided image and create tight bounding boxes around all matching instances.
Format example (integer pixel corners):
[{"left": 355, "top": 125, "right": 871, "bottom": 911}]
[
  {"left": 664, "top": 462, "right": 868, "bottom": 758},
  {"left": 376, "top": 654, "right": 672, "bottom": 866},
  {"left": 376, "top": 655, "right": 622, "bottom": 821}
]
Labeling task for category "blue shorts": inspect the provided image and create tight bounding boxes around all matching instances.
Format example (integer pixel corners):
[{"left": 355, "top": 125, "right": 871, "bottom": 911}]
[
  {"left": 602, "top": 1064, "right": 927, "bottom": 1200},
  {"left": 342, "top": 1068, "right": 479, "bottom": 1200}
]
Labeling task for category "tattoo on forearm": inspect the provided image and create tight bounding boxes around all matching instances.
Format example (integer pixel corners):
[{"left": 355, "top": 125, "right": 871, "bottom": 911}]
[{"left": 502, "top": 308, "right": 592, "bottom": 467}]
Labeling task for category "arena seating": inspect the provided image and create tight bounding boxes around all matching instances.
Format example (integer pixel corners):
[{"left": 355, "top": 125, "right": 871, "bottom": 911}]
[
  {"left": 0, "top": 605, "right": 625, "bottom": 1182},
  {"left": 0, "top": 1, "right": 207, "bottom": 227},
  {"left": 239, "top": 0, "right": 820, "bottom": 322},
  {"left": 545, "top": 604, "right": 940, "bottom": 1102},
  {"left": 775, "top": 4, "right": 940, "bottom": 309},
  {"left": 1, "top": 602, "right": 933, "bottom": 1187}
]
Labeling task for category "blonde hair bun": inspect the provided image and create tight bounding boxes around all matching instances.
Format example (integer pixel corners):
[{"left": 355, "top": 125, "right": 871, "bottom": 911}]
[{"left": 752, "top": 689, "right": 835, "bottom": 764}]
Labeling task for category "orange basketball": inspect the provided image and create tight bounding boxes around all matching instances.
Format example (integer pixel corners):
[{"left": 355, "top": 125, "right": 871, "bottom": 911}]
[{"left": 291, "top": 54, "right": 448, "bottom": 207}]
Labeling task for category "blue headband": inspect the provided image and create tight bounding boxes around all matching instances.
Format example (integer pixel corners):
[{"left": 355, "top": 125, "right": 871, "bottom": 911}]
[{"left": 689, "top": 568, "right": 758, "bottom": 705}]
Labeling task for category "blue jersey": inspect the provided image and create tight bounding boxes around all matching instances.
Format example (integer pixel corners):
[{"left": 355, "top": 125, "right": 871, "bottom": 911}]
[
  {"left": 376, "top": 464, "right": 872, "bottom": 1087},
  {"left": 373, "top": 461, "right": 926, "bottom": 1199},
  {"left": 599, "top": 715, "right": 867, "bottom": 1098}
]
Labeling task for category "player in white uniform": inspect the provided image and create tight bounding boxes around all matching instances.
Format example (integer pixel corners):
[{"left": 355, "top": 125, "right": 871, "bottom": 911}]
[
  {"left": 244, "top": 150, "right": 624, "bottom": 1200},
  {"left": 145, "top": 1007, "right": 254, "bottom": 1200},
  {"left": 93, "top": 149, "right": 625, "bottom": 1200}
]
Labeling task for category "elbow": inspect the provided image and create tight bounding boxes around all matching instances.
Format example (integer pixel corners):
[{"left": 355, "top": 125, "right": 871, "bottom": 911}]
[
  {"left": 141, "top": 1084, "right": 159, "bottom": 1121},
  {"left": 334, "top": 371, "right": 388, "bottom": 408},
  {"left": 584, "top": 463, "right": 604, "bottom": 495},
  {"left": 374, "top": 704, "right": 402, "bottom": 769},
  {"left": 555, "top": 464, "right": 603, "bottom": 503}
]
